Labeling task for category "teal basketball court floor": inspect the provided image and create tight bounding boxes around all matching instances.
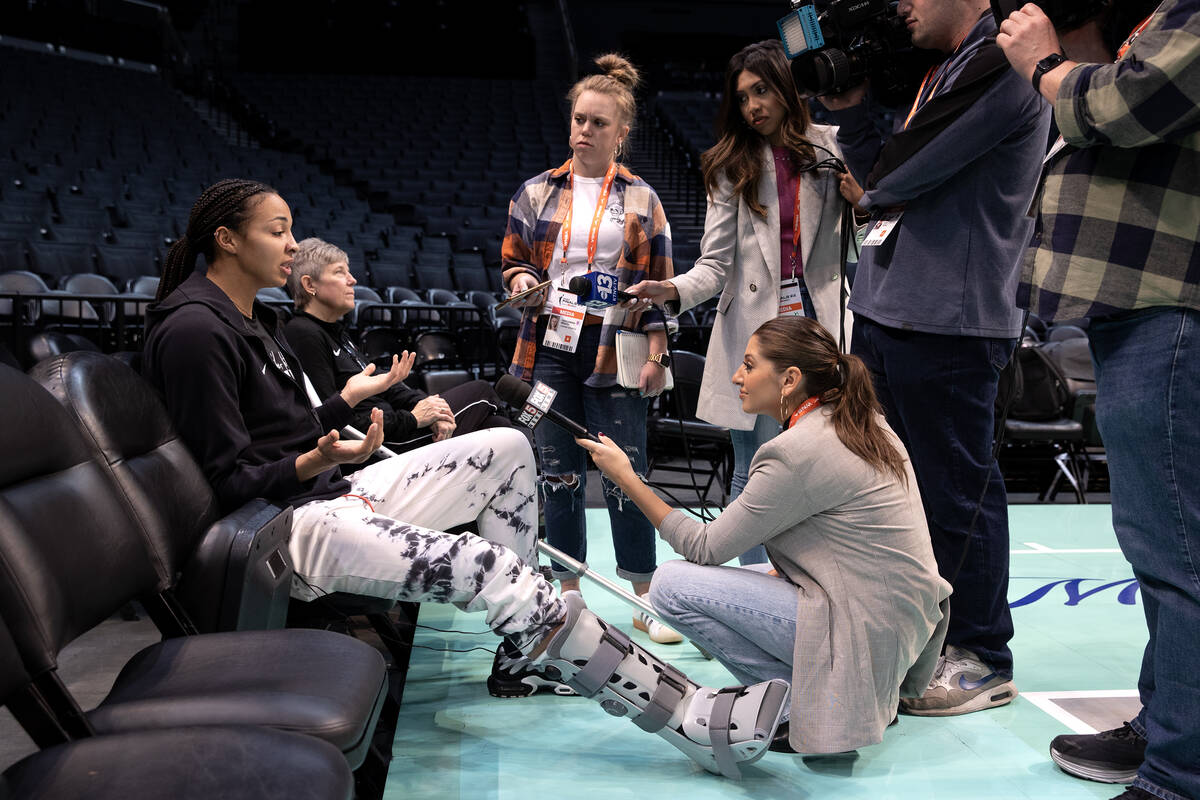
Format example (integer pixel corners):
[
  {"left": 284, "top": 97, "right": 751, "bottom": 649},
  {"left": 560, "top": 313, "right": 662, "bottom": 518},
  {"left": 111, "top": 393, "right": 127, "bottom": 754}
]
[{"left": 386, "top": 504, "right": 1144, "bottom": 799}]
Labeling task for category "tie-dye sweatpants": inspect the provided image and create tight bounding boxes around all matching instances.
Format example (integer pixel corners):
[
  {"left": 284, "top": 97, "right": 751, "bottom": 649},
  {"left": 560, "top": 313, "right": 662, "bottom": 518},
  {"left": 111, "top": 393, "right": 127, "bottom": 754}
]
[{"left": 289, "top": 427, "right": 564, "bottom": 645}]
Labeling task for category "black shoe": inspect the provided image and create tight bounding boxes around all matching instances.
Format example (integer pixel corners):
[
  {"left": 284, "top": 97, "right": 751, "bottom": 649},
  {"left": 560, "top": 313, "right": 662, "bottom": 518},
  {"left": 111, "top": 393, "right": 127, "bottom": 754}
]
[
  {"left": 769, "top": 720, "right": 797, "bottom": 753},
  {"left": 1050, "top": 721, "right": 1146, "bottom": 784},
  {"left": 1109, "top": 788, "right": 1155, "bottom": 799},
  {"left": 770, "top": 716, "right": 895, "bottom": 754},
  {"left": 486, "top": 640, "right": 576, "bottom": 698}
]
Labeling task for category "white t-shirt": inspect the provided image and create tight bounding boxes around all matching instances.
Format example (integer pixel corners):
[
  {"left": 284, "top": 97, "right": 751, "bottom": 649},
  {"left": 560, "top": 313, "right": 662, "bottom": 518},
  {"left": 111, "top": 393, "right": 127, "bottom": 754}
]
[{"left": 543, "top": 174, "right": 625, "bottom": 317}]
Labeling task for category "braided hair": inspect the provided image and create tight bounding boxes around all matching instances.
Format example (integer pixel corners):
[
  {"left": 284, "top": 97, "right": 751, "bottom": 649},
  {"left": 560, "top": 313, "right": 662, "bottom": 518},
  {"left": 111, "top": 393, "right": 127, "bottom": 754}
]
[{"left": 157, "top": 178, "right": 278, "bottom": 301}]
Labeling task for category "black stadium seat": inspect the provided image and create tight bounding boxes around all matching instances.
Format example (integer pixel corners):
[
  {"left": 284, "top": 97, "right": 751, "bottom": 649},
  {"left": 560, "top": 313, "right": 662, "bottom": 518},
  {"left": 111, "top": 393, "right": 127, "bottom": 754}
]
[
  {"left": 27, "top": 241, "right": 95, "bottom": 279},
  {"left": 0, "top": 614, "right": 354, "bottom": 800},
  {"left": 0, "top": 360, "right": 387, "bottom": 772},
  {"left": 96, "top": 244, "right": 158, "bottom": 282},
  {"left": 0, "top": 239, "right": 29, "bottom": 271}
]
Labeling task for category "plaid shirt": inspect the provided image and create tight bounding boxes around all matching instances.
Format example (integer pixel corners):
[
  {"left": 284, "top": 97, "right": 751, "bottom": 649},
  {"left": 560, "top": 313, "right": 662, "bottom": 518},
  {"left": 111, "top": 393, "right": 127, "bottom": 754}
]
[
  {"left": 501, "top": 160, "right": 673, "bottom": 386},
  {"left": 1019, "top": 0, "right": 1200, "bottom": 322}
]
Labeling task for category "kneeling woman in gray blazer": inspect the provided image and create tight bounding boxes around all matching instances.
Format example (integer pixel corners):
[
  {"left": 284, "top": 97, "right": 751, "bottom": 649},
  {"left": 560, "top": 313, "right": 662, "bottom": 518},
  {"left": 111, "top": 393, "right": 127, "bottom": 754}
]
[
  {"left": 627, "top": 40, "right": 854, "bottom": 565},
  {"left": 578, "top": 316, "right": 950, "bottom": 756}
]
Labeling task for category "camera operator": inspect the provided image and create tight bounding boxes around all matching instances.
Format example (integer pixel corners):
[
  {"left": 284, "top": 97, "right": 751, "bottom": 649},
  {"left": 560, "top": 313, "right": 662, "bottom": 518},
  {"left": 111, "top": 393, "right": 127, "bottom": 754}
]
[
  {"left": 998, "top": 3, "right": 1200, "bottom": 798},
  {"left": 817, "top": 0, "right": 1051, "bottom": 716}
]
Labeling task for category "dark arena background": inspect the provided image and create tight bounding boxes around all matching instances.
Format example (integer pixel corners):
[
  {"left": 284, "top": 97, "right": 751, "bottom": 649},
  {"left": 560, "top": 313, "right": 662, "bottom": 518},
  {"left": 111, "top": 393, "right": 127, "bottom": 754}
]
[{"left": 0, "top": 2, "right": 1141, "bottom": 799}]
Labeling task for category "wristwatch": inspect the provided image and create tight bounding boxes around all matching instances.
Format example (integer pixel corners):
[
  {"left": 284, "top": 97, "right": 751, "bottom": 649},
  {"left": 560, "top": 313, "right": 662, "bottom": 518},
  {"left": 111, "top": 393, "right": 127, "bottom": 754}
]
[
  {"left": 1031, "top": 52, "right": 1068, "bottom": 93},
  {"left": 646, "top": 353, "right": 672, "bottom": 369}
]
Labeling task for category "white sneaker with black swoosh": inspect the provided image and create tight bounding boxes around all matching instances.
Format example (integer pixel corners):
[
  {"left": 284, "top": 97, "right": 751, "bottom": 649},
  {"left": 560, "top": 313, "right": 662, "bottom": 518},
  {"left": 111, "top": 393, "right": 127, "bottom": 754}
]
[{"left": 899, "top": 645, "right": 1017, "bottom": 716}]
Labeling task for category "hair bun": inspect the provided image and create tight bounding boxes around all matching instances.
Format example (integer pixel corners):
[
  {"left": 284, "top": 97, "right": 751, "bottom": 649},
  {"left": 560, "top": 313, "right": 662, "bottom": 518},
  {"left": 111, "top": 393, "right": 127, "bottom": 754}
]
[{"left": 594, "top": 53, "right": 641, "bottom": 90}]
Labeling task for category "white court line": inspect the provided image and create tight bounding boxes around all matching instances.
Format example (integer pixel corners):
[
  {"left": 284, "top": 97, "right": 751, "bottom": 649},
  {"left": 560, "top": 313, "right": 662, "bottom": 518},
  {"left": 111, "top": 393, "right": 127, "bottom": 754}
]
[
  {"left": 1022, "top": 690, "right": 1140, "bottom": 734},
  {"left": 1011, "top": 541, "right": 1123, "bottom": 554}
]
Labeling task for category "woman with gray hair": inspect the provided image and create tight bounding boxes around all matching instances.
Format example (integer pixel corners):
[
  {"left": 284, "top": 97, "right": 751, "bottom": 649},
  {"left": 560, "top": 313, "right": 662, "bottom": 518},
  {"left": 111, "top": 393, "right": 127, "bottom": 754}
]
[{"left": 284, "top": 237, "right": 513, "bottom": 451}]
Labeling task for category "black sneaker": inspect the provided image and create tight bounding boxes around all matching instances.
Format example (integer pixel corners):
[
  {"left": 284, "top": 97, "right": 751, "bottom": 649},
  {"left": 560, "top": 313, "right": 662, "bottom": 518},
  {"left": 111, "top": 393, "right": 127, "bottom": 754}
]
[
  {"left": 769, "top": 720, "right": 797, "bottom": 753},
  {"left": 1050, "top": 721, "right": 1146, "bottom": 784},
  {"left": 486, "top": 640, "right": 576, "bottom": 698}
]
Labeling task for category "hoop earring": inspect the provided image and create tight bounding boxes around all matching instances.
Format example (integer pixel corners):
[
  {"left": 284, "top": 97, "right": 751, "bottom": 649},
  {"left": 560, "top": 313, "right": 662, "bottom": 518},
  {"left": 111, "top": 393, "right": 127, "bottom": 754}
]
[{"left": 780, "top": 389, "right": 789, "bottom": 422}]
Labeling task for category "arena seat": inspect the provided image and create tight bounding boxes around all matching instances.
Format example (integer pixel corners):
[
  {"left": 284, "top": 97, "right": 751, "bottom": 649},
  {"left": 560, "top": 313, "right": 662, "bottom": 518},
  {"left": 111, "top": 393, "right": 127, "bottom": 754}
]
[
  {"left": 0, "top": 361, "right": 387, "bottom": 771},
  {"left": 647, "top": 350, "right": 734, "bottom": 505},
  {"left": 0, "top": 615, "right": 354, "bottom": 800},
  {"left": 31, "top": 352, "right": 294, "bottom": 634}
]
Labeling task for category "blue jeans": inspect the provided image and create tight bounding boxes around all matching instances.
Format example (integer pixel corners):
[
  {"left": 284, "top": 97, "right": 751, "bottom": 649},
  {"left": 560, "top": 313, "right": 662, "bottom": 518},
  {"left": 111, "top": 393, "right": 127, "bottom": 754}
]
[
  {"left": 852, "top": 316, "right": 1016, "bottom": 675},
  {"left": 649, "top": 560, "right": 796, "bottom": 691},
  {"left": 1089, "top": 307, "right": 1200, "bottom": 800},
  {"left": 729, "top": 415, "right": 781, "bottom": 565},
  {"left": 532, "top": 323, "right": 656, "bottom": 583}
]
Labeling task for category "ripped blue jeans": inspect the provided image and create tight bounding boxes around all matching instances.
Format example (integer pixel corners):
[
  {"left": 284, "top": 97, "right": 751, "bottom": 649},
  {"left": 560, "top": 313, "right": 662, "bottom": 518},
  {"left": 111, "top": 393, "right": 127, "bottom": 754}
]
[{"left": 532, "top": 322, "right": 656, "bottom": 583}]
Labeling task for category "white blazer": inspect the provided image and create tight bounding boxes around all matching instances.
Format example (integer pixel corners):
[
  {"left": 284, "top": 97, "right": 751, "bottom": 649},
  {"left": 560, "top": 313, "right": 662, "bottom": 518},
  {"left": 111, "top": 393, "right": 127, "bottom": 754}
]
[{"left": 671, "top": 124, "right": 854, "bottom": 430}]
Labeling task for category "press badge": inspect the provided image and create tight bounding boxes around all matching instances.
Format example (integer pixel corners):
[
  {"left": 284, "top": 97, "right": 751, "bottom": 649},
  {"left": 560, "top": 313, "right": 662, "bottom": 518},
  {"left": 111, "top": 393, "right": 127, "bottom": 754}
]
[
  {"left": 778, "top": 279, "right": 806, "bottom": 317},
  {"left": 542, "top": 289, "right": 586, "bottom": 353},
  {"left": 862, "top": 211, "right": 903, "bottom": 246}
]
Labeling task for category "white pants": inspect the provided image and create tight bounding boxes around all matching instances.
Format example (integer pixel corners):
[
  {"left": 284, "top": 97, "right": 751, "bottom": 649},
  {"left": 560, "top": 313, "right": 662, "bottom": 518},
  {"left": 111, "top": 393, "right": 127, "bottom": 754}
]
[{"left": 290, "top": 428, "right": 562, "bottom": 641}]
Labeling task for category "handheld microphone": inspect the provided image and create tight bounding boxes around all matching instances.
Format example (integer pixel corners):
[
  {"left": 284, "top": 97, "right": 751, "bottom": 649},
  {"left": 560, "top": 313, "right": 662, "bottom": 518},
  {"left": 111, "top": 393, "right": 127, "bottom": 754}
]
[
  {"left": 494, "top": 374, "right": 601, "bottom": 443},
  {"left": 568, "top": 274, "right": 635, "bottom": 309}
]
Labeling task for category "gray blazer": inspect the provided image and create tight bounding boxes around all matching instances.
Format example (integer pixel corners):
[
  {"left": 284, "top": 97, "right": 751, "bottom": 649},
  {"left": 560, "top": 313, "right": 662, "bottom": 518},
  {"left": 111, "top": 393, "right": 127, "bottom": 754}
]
[
  {"left": 669, "top": 124, "right": 854, "bottom": 431},
  {"left": 658, "top": 409, "right": 951, "bottom": 753}
]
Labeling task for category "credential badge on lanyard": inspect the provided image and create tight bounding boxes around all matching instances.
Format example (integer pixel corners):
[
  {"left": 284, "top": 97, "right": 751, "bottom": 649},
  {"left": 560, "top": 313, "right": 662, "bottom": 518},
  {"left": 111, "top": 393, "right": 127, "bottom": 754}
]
[
  {"left": 543, "top": 289, "right": 586, "bottom": 353},
  {"left": 779, "top": 166, "right": 807, "bottom": 317},
  {"left": 862, "top": 210, "right": 902, "bottom": 247},
  {"left": 546, "top": 159, "right": 618, "bottom": 353}
]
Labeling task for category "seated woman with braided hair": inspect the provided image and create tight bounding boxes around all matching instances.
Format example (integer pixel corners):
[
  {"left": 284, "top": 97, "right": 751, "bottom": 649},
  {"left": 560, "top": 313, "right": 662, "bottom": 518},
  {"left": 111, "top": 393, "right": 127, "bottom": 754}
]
[
  {"left": 142, "top": 178, "right": 789, "bottom": 779},
  {"left": 579, "top": 316, "right": 951, "bottom": 756}
]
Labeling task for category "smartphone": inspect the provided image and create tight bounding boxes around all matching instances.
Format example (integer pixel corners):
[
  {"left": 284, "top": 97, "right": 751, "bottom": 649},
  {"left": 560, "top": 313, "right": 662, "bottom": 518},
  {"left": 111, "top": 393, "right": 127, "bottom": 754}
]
[{"left": 495, "top": 279, "right": 552, "bottom": 309}]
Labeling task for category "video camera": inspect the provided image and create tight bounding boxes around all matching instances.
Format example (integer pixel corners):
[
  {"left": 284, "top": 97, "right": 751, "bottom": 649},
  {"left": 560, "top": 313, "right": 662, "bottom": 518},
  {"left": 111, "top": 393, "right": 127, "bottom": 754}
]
[{"left": 777, "top": 0, "right": 939, "bottom": 106}]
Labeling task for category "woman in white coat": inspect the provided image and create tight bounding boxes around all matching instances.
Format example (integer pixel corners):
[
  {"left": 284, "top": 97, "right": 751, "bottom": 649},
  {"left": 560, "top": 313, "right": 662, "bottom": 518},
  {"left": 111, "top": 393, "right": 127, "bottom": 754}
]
[{"left": 629, "top": 40, "right": 853, "bottom": 564}]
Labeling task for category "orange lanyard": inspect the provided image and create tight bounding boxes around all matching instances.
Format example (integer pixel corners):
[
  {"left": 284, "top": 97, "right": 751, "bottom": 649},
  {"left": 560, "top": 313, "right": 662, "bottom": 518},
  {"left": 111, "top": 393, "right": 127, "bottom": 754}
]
[
  {"left": 904, "top": 66, "right": 945, "bottom": 130},
  {"left": 787, "top": 395, "right": 821, "bottom": 429},
  {"left": 903, "top": 31, "right": 970, "bottom": 130},
  {"left": 1117, "top": 12, "right": 1156, "bottom": 59},
  {"left": 561, "top": 160, "right": 617, "bottom": 270}
]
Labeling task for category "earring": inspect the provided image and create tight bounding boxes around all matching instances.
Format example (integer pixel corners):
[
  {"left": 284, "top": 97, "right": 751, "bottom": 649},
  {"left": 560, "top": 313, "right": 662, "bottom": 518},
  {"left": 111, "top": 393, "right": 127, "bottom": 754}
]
[
  {"left": 309, "top": 290, "right": 316, "bottom": 296},
  {"left": 780, "top": 388, "right": 788, "bottom": 422}
]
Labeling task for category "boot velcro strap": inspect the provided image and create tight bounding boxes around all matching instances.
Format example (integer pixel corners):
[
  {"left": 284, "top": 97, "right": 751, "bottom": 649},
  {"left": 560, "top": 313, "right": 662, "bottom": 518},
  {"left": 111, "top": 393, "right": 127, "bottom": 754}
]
[
  {"left": 569, "top": 624, "right": 632, "bottom": 697},
  {"left": 707, "top": 687, "right": 745, "bottom": 780},
  {"left": 632, "top": 663, "right": 688, "bottom": 733}
]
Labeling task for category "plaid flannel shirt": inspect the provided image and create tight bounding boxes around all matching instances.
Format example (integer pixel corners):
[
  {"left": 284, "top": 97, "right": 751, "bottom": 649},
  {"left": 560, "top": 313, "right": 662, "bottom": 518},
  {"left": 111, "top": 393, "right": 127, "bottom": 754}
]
[
  {"left": 500, "top": 160, "right": 673, "bottom": 386},
  {"left": 1019, "top": 0, "right": 1200, "bottom": 322}
]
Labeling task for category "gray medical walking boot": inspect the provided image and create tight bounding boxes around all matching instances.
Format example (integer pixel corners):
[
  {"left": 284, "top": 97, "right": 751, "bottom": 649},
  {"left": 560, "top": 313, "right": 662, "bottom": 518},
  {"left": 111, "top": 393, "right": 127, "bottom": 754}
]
[{"left": 522, "top": 591, "right": 789, "bottom": 778}]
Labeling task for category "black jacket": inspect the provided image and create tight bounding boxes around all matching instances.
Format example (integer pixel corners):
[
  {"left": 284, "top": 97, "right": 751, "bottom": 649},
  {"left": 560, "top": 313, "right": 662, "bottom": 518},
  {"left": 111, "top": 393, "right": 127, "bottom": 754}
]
[
  {"left": 284, "top": 311, "right": 426, "bottom": 442},
  {"left": 144, "top": 272, "right": 353, "bottom": 512}
]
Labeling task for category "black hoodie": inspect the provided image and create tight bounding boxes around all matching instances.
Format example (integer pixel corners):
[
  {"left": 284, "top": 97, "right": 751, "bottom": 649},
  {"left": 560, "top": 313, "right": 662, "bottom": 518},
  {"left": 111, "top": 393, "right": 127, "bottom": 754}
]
[
  {"left": 144, "top": 271, "right": 354, "bottom": 512},
  {"left": 284, "top": 310, "right": 426, "bottom": 443}
]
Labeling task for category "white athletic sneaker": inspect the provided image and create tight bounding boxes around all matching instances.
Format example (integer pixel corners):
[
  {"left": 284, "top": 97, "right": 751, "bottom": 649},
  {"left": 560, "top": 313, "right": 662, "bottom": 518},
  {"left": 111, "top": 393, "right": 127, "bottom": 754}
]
[
  {"left": 633, "top": 611, "right": 684, "bottom": 644},
  {"left": 900, "top": 645, "right": 1017, "bottom": 716}
]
